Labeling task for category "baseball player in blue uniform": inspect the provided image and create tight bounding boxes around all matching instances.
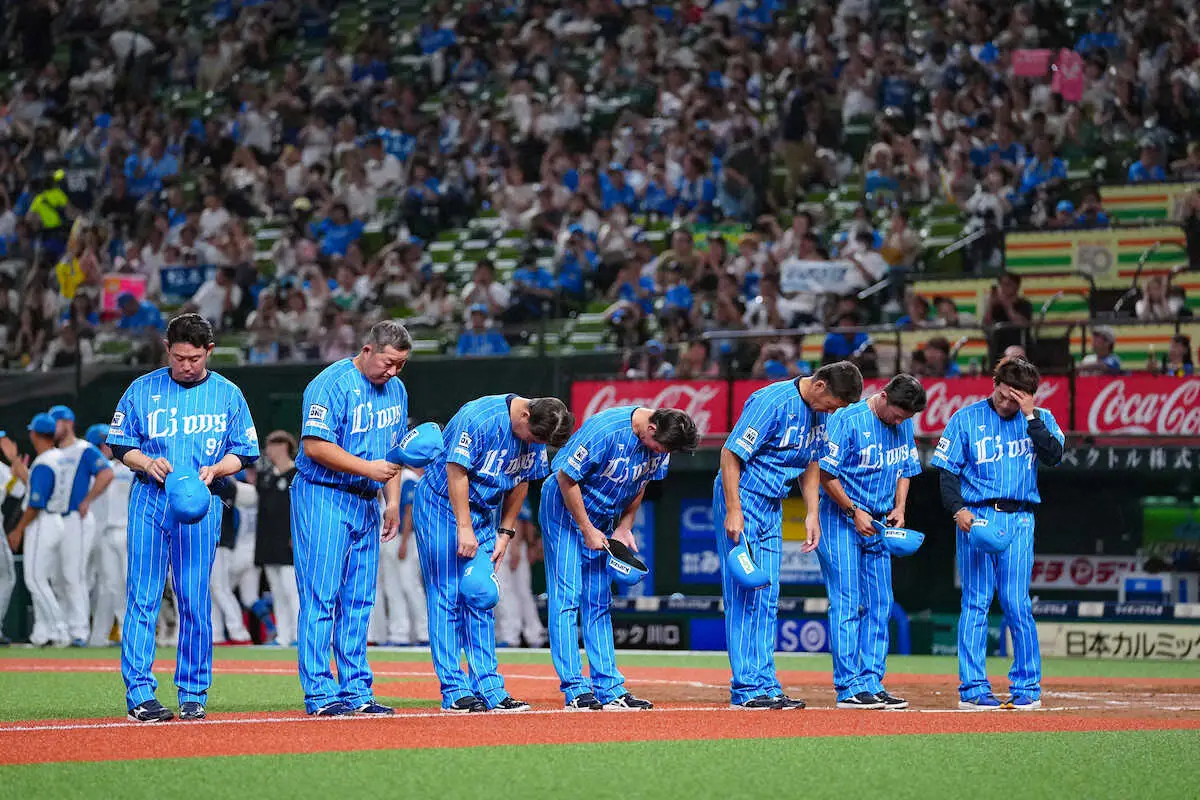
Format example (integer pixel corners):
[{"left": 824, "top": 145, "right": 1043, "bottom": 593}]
[
  {"left": 714, "top": 362, "right": 863, "bottom": 709},
  {"left": 931, "top": 357, "right": 1064, "bottom": 710},
  {"left": 542, "top": 406, "right": 699, "bottom": 710},
  {"left": 293, "top": 321, "right": 411, "bottom": 717},
  {"left": 414, "top": 394, "right": 573, "bottom": 713},
  {"left": 107, "top": 313, "right": 259, "bottom": 722},
  {"left": 817, "top": 375, "right": 926, "bottom": 710},
  {"left": 48, "top": 405, "right": 113, "bottom": 647}
]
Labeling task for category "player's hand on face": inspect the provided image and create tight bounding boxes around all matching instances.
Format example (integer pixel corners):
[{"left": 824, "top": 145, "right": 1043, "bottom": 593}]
[
  {"left": 582, "top": 523, "right": 608, "bottom": 551},
  {"left": 1010, "top": 388, "right": 1037, "bottom": 417},
  {"left": 724, "top": 507, "right": 744, "bottom": 544},
  {"left": 802, "top": 511, "right": 821, "bottom": 553},
  {"left": 954, "top": 508, "right": 975, "bottom": 533},
  {"left": 381, "top": 502, "right": 400, "bottom": 542},
  {"left": 147, "top": 457, "right": 173, "bottom": 483},
  {"left": 852, "top": 507, "right": 876, "bottom": 537},
  {"left": 490, "top": 534, "right": 510, "bottom": 566},
  {"left": 457, "top": 524, "right": 479, "bottom": 558},
  {"left": 886, "top": 507, "right": 905, "bottom": 529},
  {"left": 612, "top": 526, "right": 638, "bottom": 553},
  {"left": 365, "top": 459, "right": 401, "bottom": 484}
]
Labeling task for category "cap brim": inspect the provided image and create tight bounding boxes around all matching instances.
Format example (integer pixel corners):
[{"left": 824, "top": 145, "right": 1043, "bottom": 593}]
[{"left": 606, "top": 539, "right": 647, "bottom": 572}]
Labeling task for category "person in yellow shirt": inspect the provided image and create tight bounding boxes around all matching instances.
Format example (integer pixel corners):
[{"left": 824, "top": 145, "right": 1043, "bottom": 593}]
[
  {"left": 54, "top": 220, "right": 98, "bottom": 301},
  {"left": 28, "top": 172, "right": 74, "bottom": 261}
]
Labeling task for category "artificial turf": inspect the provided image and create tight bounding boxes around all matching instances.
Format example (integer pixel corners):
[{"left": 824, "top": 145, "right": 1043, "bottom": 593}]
[{"left": 0, "top": 731, "right": 1196, "bottom": 800}]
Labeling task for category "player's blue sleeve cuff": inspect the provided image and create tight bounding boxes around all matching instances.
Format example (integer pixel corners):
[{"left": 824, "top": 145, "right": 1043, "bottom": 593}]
[
  {"left": 818, "top": 457, "right": 841, "bottom": 478},
  {"left": 300, "top": 425, "right": 338, "bottom": 444},
  {"left": 446, "top": 450, "right": 473, "bottom": 469}
]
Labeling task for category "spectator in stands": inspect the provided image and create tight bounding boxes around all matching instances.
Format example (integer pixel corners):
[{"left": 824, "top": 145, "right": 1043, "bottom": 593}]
[
  {"left": 556, "top": 226, "right": 597, "bottom": 307},
  {"left": 461, "top": 259, "right": 511, "bottom": 318},
  {"left": 456, "top": 305, "right": 511, "bottom": 357},
  {"left": 752, "top": 339, "right": 812, "bottom": 380},
  {"left": 1004, "top": 345, "right": 1028, "bottom": 361},
  {"left": 1019, "top": 136, "right": 1068, "bottom": 196},
  {"left": 896, "top": 294, "right": 932, "bottom": 329},
  {"left": 41, "top": 322, "right": 92, "bottom": 372},
  {"left": 189, "top": 267, "right": 242, "bottom": 330},
  {"left": 1049, "top": 200, "right": 1078, "bottom": 229},
  {"left": 116, "top": 293, "right": 165, "bottom": 334},
  {"left": 984, "top": 272, "right": 1034, "bottom": 355},
  {"left": 124, "top": 135, "right": 179, "bottom": 200},
  {"left": 1153, "top": 334, "right": 1194, "bottom": 377},
  {"left": 1128, "top": 141, "right": 1167, "bottom": 184},
  {"left": 311, "top": 202, "right": 364, "bottom": 258},
  {"left": 1170, "top": 142, "right": 1200, "bottom": 181},
  {"left": 675, "top": 339, "right": 720, "bottom": 379},
  {"left": 934, "top": 296, "right": 974, "bottom": 327},
  {"left": 844, "top": 231, "right": 890, "bottom": 293},
  {"left": 506, "top": 255, "right": 557, "bottom": 323},
  {"left": 1073, "top": 189, "right": 1110, "bottom": 229},
  {"left": 624, "top": 339, "right": 675, "bottom": 379},
  {"left": 1135, "top": 276, "right": 1184, "bottom": 322},
  {"left": 411, "top": 274, "right": 458, "bottom": 328},
  {"left": 743, "top": 274, "right": 799, "bottom": 332},
  {"left": 822, "top": 312, "right": 871, "bottom": 365},
  {"left": 1078, "top": 326, "right": 1123, "bottom": 375},
  {"left": 916, "top": 336, "right": 962, "bottom": 378}
]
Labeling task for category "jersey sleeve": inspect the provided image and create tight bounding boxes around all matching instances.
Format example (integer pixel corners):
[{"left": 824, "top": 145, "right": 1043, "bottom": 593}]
[
  {"left": 527, "top": 446, "right": 551, "bottom": 482},
  {"left": 930, "top": 412, "right": 967, "bottom": 473},
  {"left": 106, "top": 385, "right": 143, "bottom": 450},
  {"left": 1036, "top": 408, "right": 1066, "bottom": 445},
  {"left": 83, "top": 443, "right": 113, "bottom": 476},
  {"left": 558, "top": 425, "right": 609, "bottom": 483},
  {"left": 724, "top": 391, "right": 781, "bottom": 462},
  {"left": 819, "top": 411, "right": 855, "bottom": 478},
  {"left": 300, "top": 373, "right": 345, "bottom": 444},
  {"left": 27, "top": 464, "right": 54, "bottom": 510},
  {"left": 224, "top": 386, "right": 261, "bottom": 459},
  {"left": 444, "top": 408, "right": 483, "bottom": 471}
]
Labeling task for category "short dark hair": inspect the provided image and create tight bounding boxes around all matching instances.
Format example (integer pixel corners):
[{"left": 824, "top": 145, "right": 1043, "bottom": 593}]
[
  {"left": 266, "top": 430, "right": 298, "bottom": 457},
  {"left": 528, "top": 397, "right": 574, "bottom": 447},
  {"left": 813, "top": 361, "right": 864, "bottom": 404},
  {"left": 998, "top": 271, "right": 1021, "bottom": 287},
  {"left": 649, "top": 408, "right": 700, "bottom": 453},
  {"left": 994, "top": 356, "right": 1040, "bottom": 394},
  {"left": 884, "top": 373, "right": 928, "bottom": 413},
  {"left": 926, "top": 336, "right": 951, "bottom": 356},
  {"left": 166, "top": 313, "right": 214, "bottom": 348}
]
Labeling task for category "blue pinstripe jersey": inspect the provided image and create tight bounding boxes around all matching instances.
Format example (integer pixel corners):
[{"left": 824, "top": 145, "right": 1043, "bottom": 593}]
[
  {"left": 422, "top": 394, "right": 550, "bottom": 516},
  {"left": 819, "top": 399, "right": 920, "bottom": 514},
  {"left": 930, "top": 399, "right": 1065, "bottom": 505},
  {"left": 722, "top": 379, "right": 829, "bottom": 500},
  {"left": 108, "top": 367, "right": 259, "bottom": 476},
  {"left": 295, "top": 358, "right": 409, "bottom": 494},
  {"left": 550, "top": 406, "right": 670, "bottom": 526},
  {"left": 59, "top": 438, "right": 113, "bottom": 511}
]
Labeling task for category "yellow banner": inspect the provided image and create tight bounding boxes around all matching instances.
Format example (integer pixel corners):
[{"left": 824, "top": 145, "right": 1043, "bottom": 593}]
[
  {"left": 1005, "top": 226, "right": 1187, "bottom": 287},
  {"left": 1101, "top": 182, "right": 1200, "bottom": 223}
]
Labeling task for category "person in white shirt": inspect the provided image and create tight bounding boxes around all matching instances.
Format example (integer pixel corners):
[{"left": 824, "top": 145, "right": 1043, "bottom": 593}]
[
  {"left": 83, "top": 425, "right": 134, "bottom": 646},
  {"left": 198, "top": 194, "right": 232, "bottom": 241},
  {"left": 189, "top": 267, "right": 243, "bottom": 329},
  {"left": 363, "top": 137, "right": 403, "bottom": 191},
  {"left": 743, "top": 274, "right": 805, "bottom": 330},
  {"left": 0, "top": 448, "right": 25, "bottom": 646},
  {"left": 460, "top": 260, "right": 511, "bottom": 316},
  {"left": 842, "top": 231, "right": 890, "bottom": 292}
]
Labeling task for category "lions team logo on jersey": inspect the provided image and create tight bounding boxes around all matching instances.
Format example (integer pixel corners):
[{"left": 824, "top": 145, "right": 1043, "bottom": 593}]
[{"left": 147, "top": 409, "right": 228, "bottom": 439}]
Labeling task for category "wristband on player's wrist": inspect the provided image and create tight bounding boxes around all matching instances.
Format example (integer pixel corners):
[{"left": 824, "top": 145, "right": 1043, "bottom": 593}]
[
  {"left": 497, "top": 527, "right": 517, "bottom": 538},
  {"left": 844, "top": 502, "right": 859, "bottom": 516}
]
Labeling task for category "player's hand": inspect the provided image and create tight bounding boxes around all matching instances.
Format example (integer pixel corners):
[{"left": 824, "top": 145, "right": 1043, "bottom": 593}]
[
  {"left": 1009, "top": 388, "right": 1038, "bottom": 417},
  {"left": 955, "top": 508, "right": 975, "bottom": 533},
  {"left": 581, "top": 524, "right": 608, "bottom": 551},
  {"left": 852, "top": 508, "right": 876, "bottom": 538},
  {"left": 365, "top": 459, "right": 401, "bottom": 484},
  {"left": 491, "top": 534, "right": 510, "bottom": 566},
  {"left": 197, "top": 465, "right": 217, "bottom": 486},
  {"left": 0, "top": 435, "right": 18, "bottom": 463},
  {"left": 457, "top": 524, "right": 479, "bottom": 558},
  {"left": 612, "top": 526, "right": 638, "bottom": 553},
  {"left": 146, "top": 457, "right": 173, "bottom": 484},
  {"left": 724, "top": 507, "right": 744, "bottom": 544},
  {"left": 397, "top": 537, "right": 408, "bottom": 560},
  {"left": 886, "top": 507, "right": 905, "bottom": 529},
  {"left": 802, "top": 511, "right": 821, "bottom": 553},
  {"left": 381, "top": 503, "right": 400, "bottom": 542},
  {"left": 78, "top": 499, "right": 91, "bottom": 519},
  {"left": 7, "top": 528, "right": 22, "bottom": 552}
]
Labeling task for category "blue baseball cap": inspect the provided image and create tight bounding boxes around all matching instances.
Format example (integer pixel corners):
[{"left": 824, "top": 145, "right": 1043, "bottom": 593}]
[
  {"left": 567, "top": 223, "right": 585, "bottom": 235},
  {"left": 1056, "top": 200, "right": 1075, "bottom": 215},
  {"left": 606, "top": 539, "right": 648, "bottom": 587},
  {"left": 872, "top": 520, "right": 925, "bottom": 557},
  {"left": 48, "top": 405, "right": 75, "bottom": 422},
  {"left": 969, "top": 517, "right": 1011, "bottom": 554},
  {"left": 460, "top": 551, "right": 500, "bottom": 610},
  {"left": 726, "top": 540, "right": 770, "bottom": 589},
  {"left": 165, "top": 472, "right": 211, "bottom": 524},
  {"left": 387, "top": 422, "right": 445, "bottom": 468},
  {"left": 28, "top": 413, "right": 57, "bottom": 436},
  {"left": 468, "top": 303, "right": 489, "bottom": 315},
  {"left": 85, "top": 424, "right": 109, "bottom": 447}
]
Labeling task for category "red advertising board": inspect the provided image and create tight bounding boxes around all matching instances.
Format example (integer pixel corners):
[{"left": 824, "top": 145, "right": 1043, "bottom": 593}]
[
  {"left": 731, "top": 377, "right": 1070, "bottom": 437},
  {"left": 1030, "top": 555, "right": 1137, "bottom": 590},
  {"left": 1076, "top": 375, "right": 1200, "bottom": 435},
  {"left": 571, "top": 380, "right": 731, "bottom": 437}
]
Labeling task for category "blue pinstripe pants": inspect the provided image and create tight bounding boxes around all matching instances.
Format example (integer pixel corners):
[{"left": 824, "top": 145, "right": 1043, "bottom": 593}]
[
  {"left": 712, "top": 477, "right": 783, "bottom": 705},
  {"left": 540, "top": 486, "right": 625, "bottom": 704},
  {"left": 957, "top": 506, "right": 1039, "bottom": 701},
  {"left": 816, "top": 497, "right": 893, "bottom": 701},
  {"left": 122, "top": 481, "right": 220, "bottom": 710},
  {"left": 412, "top": 486, "right": 507, "bottom": 709},
  {"left": 292, "top": 477, "right": 381, "bottom": 713}
]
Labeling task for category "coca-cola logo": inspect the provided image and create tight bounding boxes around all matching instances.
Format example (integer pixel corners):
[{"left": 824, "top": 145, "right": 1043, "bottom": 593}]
[
  {"left": 578, "top": 382, "right": 724, "bottom": 435},
  {"left": 1085, "top": 379, "right": 1200, "bottom": 435}
]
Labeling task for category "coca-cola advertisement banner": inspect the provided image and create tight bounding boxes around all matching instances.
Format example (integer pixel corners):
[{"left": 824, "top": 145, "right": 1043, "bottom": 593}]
[
  {"left": 731, "top": 377, "right": 1070, "bottom": 437},
  {"left": 1077, "top": 376, "right": 1200, "bottom": 435},
  {"left": 571, "top": 380, "right": 731, "bottom": 437}
]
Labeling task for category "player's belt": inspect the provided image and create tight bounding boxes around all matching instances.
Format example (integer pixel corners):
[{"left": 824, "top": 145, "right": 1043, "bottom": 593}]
[
  {"left": 306, "top": 478, "right": 379, "bottom": 501},
  {"left": 980, "top": 499, "right": 1034, "bottom": 513}
]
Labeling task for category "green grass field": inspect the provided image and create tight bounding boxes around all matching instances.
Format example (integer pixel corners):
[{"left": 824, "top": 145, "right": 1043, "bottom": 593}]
[{"left": 1, "top": 647, "right": 1197, "bottom": 799}]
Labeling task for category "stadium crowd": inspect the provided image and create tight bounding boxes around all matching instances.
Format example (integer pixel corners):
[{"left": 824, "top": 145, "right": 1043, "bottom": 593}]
[{"left": 0, "top": 0, "right": 1197, "bottom": 378}]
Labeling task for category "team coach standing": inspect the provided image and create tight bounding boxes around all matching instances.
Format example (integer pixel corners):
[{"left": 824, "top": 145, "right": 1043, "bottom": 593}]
[{"left": 293, "top": 320, "right": 410, "bottom": 717}]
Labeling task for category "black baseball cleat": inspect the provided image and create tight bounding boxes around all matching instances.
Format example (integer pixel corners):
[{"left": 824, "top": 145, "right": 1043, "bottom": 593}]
[
  {"left": 565, "top": 692, "right": 604, "bottom": 710},
  {"left": 603, "top": 693, "right": 654, "bottom": 711},
  {"left": 128, "top": 700, "right": 174, "bottom": 723},
  {"left": 355, "top": 701, "right": 395, "bottom": 715},
  {"left": 875, "top": 691, "right": 909, "bottom": 710},
  {"left": 179, "top": 702, "right": 206, "bottom": 721},
  {"left": 491, "top": 697, "right": 532, "bottom": 713},
  {"left": 443, "top": 696, "right": 488, "bottom": 713},
  {"left": 837, "top": 692, "right": 886, "bottom": 709},
  {"left": 310, "top": 701, "right": 356, "bottom": 717},
  {"left": 732, "top": 695, "right": 783, "bottom": 710},
  {"left": 773, "top": 695, "right": 807, "bottom": 710}
]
